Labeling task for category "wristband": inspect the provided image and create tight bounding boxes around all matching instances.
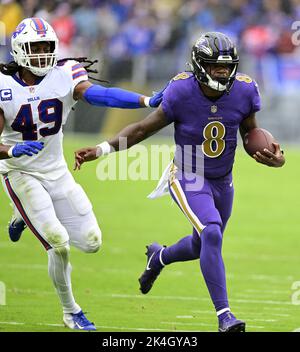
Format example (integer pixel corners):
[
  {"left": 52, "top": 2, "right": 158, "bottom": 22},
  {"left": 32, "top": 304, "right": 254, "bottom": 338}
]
[
  {"left": 96, "top": 141, "right": 112, "bottom": 158},
  {"left": 7, "top": 146, "right": 14, "bottom": 158},
  {"left": 143, "top": 96, "right": 150, "bottom": 107}
]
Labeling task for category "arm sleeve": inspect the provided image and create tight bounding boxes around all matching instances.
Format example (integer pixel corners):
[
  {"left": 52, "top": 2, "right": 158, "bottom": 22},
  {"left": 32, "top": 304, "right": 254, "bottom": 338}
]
[{"left": 83, "top": 84, "right": 143, "bottom": 108}]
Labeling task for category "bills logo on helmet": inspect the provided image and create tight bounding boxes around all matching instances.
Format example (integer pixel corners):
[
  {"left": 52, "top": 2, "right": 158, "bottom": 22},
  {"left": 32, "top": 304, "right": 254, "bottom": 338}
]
[
  {"left": 12, "top": 22, "right": 26, "bottom": 39},
  {"left": 0, "top": 89, "right": 12, "bottom": 101}
]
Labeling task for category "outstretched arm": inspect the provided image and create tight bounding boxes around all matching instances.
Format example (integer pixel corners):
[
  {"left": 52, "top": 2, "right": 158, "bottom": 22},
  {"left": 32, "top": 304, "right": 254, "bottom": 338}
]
[
  {"left": 74, "top": 105, "right": 170, "bottom": 170},
  {"left": 74, "top": 81, "right": 166, "bottom": 109},
  {"left": 240, "top": 113, "right": 285, "bottom": 167}
]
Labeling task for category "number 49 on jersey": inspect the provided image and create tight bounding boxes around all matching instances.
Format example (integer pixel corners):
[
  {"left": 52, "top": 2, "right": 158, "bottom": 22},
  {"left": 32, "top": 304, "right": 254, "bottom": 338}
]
[{"left": 11, "top": 98, "right": 63, "bottom": 140}]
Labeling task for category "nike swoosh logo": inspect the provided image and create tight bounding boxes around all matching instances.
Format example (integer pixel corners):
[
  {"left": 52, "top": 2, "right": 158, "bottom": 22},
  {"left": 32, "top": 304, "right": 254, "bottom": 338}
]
[
  {"left": 146, "top": 252, "right": 155, "bottom": 271},
  {"left": 75, "top": 321, "right": 84, "bottom": 329},
  {"left": 229, "top": 182, "right": 233, "bottom": 187}
]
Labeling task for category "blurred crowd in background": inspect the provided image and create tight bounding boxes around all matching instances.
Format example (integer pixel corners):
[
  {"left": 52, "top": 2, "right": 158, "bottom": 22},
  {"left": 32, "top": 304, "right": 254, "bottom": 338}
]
[
  {"left": 0, "top": 0, "right": 299, "bottom": 139},
  {"left": 1, "top": 0, "right": 300, "bottom": 83}
]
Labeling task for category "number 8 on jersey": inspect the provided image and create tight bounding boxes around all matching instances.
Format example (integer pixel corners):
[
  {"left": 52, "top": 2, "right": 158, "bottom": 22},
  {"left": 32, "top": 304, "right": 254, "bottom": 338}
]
[{"left": 202, "top": 121, "right": 226, "bottom": 158}]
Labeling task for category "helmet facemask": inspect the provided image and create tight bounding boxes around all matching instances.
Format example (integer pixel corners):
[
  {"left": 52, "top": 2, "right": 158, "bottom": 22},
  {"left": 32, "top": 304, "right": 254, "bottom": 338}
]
[
  {"left": 14, "top": 41, "right": 57, "bottom": 77},
  {"left": 192, "top": 51, "right": 238, "bottom": 93}
]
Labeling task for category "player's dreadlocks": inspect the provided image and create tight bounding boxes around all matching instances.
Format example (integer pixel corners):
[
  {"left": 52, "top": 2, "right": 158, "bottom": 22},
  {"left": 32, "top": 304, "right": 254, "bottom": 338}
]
[
  {"left": 57, "top": 57, "right": 109, "bottom": 83},
  {"left": 0, "top": 57, "right": 108, "bottom": 83},
  {"left": 0, "top": 61, "right": 19, "bottom": 76}
]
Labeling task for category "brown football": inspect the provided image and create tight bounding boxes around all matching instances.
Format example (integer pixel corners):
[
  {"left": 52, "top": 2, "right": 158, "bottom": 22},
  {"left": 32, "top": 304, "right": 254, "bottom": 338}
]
[{"left": 243, "top": 128, "right": 276, "bottom": 157}]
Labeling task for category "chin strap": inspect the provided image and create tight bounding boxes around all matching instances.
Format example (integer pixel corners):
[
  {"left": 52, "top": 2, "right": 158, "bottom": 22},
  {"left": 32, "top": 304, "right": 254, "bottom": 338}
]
[
  {"left": 204, "top": 64, "right": 237, "bottom": 93},
  {"left": 205, "top": 73, "right": 227, "bottom": 92}
]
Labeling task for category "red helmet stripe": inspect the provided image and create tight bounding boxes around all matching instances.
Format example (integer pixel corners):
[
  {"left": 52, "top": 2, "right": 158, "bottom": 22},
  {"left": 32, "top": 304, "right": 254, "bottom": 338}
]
[{"left": 32, "top": 18, "right": 47, "bottom": 35}]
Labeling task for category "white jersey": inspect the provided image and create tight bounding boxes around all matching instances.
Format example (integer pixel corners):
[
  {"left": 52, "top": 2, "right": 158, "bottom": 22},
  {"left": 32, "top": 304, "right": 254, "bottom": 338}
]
[{"left": 0, "top": 60, "right": 88, "bottom": 180}]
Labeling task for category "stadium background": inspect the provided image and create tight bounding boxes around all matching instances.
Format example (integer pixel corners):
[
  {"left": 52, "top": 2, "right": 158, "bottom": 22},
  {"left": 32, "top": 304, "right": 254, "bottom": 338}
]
[
  {"left": 0, "top": 0, "right": 300, "bottom": 332},
  {"left": 1, "top": 0, "right": 300, "bottom": 140}
]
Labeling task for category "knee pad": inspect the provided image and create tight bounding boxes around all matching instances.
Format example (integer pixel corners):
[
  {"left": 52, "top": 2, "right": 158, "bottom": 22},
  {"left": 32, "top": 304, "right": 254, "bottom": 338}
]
[
  {"left": 83, "top": 226, "right": 102, "bottom": 253},
  {"left": 202, "top": 224, "right": 222, "bottom": 247},
  {"left": 42, "top": 222, "right": 69, "bottom": 249},
  {"left": 53, "top": 243, "right": 70, "bottom": 258}
]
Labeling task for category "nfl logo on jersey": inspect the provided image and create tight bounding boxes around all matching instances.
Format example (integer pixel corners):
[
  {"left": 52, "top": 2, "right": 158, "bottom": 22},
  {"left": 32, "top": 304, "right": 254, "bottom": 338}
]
[
  {"left": 0, "top": 89, "right": 12, "bottom": 101},
  {"left": 211, "top": 105, "right": 218, "bottom": 113}
]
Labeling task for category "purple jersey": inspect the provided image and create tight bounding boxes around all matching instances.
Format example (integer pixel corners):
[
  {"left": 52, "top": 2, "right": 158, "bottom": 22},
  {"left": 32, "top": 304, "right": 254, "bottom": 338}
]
[{"left": 162, "top": 72, "right": 261, "bottom": 178}]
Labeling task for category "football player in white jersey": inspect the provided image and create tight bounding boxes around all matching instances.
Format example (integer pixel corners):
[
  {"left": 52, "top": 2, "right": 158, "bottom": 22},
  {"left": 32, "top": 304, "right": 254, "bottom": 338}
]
[{"left": 0, "top": 17, "right": 164, "bottom": 330}]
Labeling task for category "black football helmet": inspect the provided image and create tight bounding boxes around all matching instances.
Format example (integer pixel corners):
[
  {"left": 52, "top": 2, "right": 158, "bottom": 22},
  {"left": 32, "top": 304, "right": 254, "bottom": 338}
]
[{"left": 191, "top": 32, "right": 239, "bottom": 93}]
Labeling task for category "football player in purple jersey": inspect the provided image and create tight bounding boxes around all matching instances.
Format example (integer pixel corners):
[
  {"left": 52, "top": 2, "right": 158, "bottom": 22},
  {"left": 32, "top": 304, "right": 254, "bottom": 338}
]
[{"left": 75, "top": 32, "right": 285, "bottom": 332}]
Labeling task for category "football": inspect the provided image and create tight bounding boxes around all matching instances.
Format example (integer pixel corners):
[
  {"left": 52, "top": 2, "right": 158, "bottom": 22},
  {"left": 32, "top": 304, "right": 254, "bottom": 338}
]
[{"left": 243, "top": 128, "right": 276, "bottom": 157}]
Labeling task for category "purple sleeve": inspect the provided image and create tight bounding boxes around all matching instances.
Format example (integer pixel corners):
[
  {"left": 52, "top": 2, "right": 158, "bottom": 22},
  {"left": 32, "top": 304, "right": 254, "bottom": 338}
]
[
  {"left": 161, "top": 84, "right": 176, "bottom": 123},
  {"left": 250, "top": 81, "right": 261, "bottom": 113}
]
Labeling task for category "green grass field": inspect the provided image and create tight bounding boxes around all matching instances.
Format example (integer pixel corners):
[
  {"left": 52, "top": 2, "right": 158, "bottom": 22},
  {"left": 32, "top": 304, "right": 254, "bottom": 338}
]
[{"left": 0, "top": 135, "right": 300, "bottom": 332}]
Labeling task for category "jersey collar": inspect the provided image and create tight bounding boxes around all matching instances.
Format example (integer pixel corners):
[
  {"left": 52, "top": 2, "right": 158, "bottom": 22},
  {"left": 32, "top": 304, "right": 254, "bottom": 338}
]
[{"left": 12, "top": 72, "right": 45, "bottom": 87}]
